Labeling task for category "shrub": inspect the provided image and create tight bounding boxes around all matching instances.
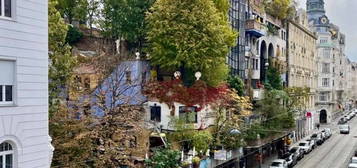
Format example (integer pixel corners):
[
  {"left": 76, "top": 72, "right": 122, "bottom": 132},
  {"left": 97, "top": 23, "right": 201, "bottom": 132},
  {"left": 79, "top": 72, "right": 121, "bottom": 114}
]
[{"left": 66, "top": 25, "right": 83, "bottom": 45}]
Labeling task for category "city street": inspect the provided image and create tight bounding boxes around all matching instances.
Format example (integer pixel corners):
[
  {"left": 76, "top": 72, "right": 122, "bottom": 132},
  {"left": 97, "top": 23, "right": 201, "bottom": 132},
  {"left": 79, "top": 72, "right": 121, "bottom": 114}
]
[{"left": 295, "top": 117, "right": 357, "bottom": 168}]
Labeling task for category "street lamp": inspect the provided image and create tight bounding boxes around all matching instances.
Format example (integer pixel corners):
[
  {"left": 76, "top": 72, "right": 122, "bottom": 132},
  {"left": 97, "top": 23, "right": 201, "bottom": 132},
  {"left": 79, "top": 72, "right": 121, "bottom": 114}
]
[
  {"left": 174, "top": 71, "right": 181, "bottom": 79},
  {"left": 195, "top": 72, "right": 202, "bottom": 81},
  {"left": 257, "top": 134, "right": 263, "bottom": 168}
]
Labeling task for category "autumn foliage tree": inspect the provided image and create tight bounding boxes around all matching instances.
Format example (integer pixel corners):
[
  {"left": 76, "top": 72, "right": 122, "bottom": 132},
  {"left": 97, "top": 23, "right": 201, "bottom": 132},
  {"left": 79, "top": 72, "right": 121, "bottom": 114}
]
[
  {"left": 146, "top": 0, "right": 237, "bottom": 86},
  {"left": 212, "top": 90, "right": 252, "bottom": 149},
  {"left": 263, "top": 0, "right": 293, "bottom": 20}
]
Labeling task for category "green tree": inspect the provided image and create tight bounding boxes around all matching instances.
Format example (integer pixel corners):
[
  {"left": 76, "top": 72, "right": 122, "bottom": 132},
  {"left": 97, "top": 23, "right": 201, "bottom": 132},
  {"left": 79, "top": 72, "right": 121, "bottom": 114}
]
[
  {"left": 266, "top": 66, "right": 283, "bottom": 90},
  {"left": 49, "top": 0, "right": 77, "bottom": 115},
  {"left": 56, "top": 0, "right": 88, "bottom": 24},
  {"left": 227, "top": 75, "right": 245, "bottom": 96},
  {"left": 263, "top": 0, "right": 292, "bottom": 20},
  {"left": 145, "top": 148, "right": 181, "bottom": 168},
  {"left": 101, "top": 0, "right": 154, "bottom": 49},
  {"left": 257, "top": 90, "right": 295, "bottom": 129},
  {"left": 146, "top": 0, "right": 236, "bottom": 86}
]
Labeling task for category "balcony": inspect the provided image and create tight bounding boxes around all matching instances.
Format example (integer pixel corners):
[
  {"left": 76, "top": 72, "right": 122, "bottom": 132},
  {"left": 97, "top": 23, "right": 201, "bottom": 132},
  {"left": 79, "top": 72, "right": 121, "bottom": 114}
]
[{"left": 245, "top": 19, "right": 266, "bottom": 38}]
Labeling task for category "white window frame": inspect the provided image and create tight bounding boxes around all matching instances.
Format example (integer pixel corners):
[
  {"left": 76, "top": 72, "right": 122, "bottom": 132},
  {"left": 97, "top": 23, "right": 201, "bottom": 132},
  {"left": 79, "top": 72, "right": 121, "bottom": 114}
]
[
  {"left": 0, "top": 142, "right": 14, "bottom": 168},
  {"left": 322, "top": 78, "right": 329, "bottom": 87},
  {"left": 0, "top": 0, "right": 14, "bottom": 21},
  {"left": 0, "top": 59, "right": 16, "bottom": 106}
]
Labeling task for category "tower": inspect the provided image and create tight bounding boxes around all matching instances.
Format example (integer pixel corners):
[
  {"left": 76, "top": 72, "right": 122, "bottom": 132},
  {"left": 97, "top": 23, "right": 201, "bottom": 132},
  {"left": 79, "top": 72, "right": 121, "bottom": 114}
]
[{"left": 306, "top": 0, "right": 326, "bottom": 24}]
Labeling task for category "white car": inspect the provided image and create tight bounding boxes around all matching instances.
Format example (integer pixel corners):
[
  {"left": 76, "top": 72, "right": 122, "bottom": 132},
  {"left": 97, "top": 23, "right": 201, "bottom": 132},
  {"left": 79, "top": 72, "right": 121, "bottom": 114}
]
[
  {"left": 322, "top": 128, "right": 332, "bottom": 138},
  {"left": 298, "top": 141, "right": 312, "bottom": 154},
  {"left": 339, "top": 124, "right": 350, "bottom": 134},
  {"left": 351, "top": 157, "right": 357, "bottom": 163},
  {"left": 349, "top": 163, "right": 357, "bottom": 168},
  {"left": 270, "top": 159, "right": 288, "bottom": 168}
]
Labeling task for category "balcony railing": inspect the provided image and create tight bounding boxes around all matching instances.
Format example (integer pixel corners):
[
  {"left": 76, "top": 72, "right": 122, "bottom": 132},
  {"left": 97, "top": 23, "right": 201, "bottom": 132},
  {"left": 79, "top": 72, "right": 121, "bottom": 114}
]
[{"left": 245, "top": 19, "right": 266, "bottom": 37}]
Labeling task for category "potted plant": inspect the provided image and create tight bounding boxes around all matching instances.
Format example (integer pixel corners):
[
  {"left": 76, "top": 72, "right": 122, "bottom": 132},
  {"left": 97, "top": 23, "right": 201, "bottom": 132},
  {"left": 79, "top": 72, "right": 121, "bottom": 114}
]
[{"left": 192, "top": 156, "right": 201, "bottom": 168}]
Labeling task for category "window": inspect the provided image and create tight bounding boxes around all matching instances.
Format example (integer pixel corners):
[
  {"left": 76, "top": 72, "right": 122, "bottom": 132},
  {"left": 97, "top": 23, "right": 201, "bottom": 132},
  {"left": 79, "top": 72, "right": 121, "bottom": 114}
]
[
  {"left": 179, "top": 106, "right": 197, "bottom": 123},
  {"left": 141, "top": 71, "right": 147, "bottom": 84},
  {"left": 125, "top": 70, "right": 131, "bottom": 84},
  {"left": 0, "top": 142, "right": 13, "bottom": 168},
  {"left": 150, "top": 105, "right": 161, "bottom": 122},
  {"left": 322, "top": 78, "right": 329, "bottom": 87},
  {"left": 0, "top": 60, "right": 14, "bottom": 105},
  {"left": 319, "top": 92, "right": 328, "bottom": 101},
  {"left": 84, "top": 77, "right": 90, "bottom": 91},
  {"left": 322, "top": 63, "right": 330, "bottom": 73},
  {"left": 255, "top": 59, "right": 259, "bottom": 70},
  {"left": 323, "top": 49, "right": 330, "bottom": 58},
  {"left": 320, "top": 37, "right": 328, "bottom": 44},
  {"left": 0, "top": 0, "right": 12, "bottom": 18}
]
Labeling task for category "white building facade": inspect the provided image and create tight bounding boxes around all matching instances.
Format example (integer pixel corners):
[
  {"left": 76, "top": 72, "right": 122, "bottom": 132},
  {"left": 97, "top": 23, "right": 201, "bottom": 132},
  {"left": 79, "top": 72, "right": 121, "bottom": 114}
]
[{"left": 0, "top": 0, "right": 52, "bottom": 167}]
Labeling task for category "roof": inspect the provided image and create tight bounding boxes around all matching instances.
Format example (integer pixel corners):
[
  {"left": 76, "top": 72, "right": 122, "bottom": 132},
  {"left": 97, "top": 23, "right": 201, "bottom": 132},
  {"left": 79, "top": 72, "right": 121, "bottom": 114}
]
[{"left": 73, "top": 64, "right": 97, "bottom": 74}]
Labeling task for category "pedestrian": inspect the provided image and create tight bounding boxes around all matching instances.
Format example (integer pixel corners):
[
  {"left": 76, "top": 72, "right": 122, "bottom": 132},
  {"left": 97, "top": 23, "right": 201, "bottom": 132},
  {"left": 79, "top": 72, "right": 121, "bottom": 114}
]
[{"left": 317, "top": 123, "right": 320, "bottom": 130}]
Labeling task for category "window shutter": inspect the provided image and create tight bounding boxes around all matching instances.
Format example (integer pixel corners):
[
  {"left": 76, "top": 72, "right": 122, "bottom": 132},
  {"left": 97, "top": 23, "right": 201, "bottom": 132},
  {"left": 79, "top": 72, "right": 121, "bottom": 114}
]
[{"left": 0, "top": 61, "right": 14, "bottom": 85}]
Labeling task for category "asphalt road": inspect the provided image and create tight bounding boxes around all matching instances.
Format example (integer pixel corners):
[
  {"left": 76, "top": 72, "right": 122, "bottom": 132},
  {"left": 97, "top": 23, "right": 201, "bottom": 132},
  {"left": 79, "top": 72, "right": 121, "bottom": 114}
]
[{"left": 294, "top": 117, "right": 357, "bottom": 168}]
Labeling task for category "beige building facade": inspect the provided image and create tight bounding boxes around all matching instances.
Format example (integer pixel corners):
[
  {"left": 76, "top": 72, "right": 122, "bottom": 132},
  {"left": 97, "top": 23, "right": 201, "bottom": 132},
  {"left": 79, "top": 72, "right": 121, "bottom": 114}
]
[
  {"left": 287, "top": 10, "right": 318, "bottom": 138},
  {"left": 287, "top": 10, "right": 318, "bottom": 113}
]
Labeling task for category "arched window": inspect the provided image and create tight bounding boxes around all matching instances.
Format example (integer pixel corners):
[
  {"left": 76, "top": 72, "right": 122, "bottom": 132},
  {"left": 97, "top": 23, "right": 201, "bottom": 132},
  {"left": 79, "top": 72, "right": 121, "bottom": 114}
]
[{"left": 0, "top": 142, "right": 14, "bottom": 168}]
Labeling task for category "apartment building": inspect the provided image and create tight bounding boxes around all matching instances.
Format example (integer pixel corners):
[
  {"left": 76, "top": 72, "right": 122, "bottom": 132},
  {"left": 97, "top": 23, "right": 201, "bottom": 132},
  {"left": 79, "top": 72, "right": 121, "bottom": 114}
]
[{"left": 0, "top": 0, "right": 52, "bottom": 167}]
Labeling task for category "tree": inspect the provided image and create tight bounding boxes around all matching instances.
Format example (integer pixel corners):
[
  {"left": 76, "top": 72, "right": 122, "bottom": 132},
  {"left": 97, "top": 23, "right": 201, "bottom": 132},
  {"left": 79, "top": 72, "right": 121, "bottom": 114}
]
[
  {"left": 50, "top": 105, "right": 94, "bottom": 168},
  {"left": 256, "top": 90, "right": 295, "bottom": 129},
  {"left": 266, "top": 66, "right": 283, "bottom": 90},
  {"left": 212, "top": 90, "right": 252, "bottom": 149},
  {"left": 145, "top": 148, "right": 181, "bottom": 168},
  {"left": 49, "top": 0, "right": 77, "bottom": 116},
  {"left": 263, "top": 0, "right": 292, "bottom": 20},
  {"left": 101, "top": 0, "right": 155, "bottom": 49},
  {"left": 146, "top": 0, "right": 237, "bottom": 86},
  {"left": 227, "top": 75, "right": 245, "bottom": 96},
  {"left": 87, "top": 0, "right": 100, "bottom": 35},
  {"left": 56, "top": 0, "right": 88, "bottom": 24}
]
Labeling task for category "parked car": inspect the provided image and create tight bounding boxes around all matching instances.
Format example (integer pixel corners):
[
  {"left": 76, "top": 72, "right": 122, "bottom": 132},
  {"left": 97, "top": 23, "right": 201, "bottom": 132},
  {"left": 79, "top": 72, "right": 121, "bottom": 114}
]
[
  {"left": 311, "top": 133, "right": 324, "bottom": 145},
  {"left": 339, "top": 124, "right": 350, "bottom": 134},
  {"left": 353, "top": 109, "right": 357, "bottom": 115},
  {"left": 306, "top": 139, "right": 317, "bottom": 149},
  {"left": 338, "top": 117, "right": 347, "bottom": 124},
  {"left": 349, "top": 157, "right": 357, "bottom": 168},
  {"left": 320, "top": 131, "right": 327, "bottom": 141},
  {"left": 345, "top": 115, "right": 352, "bottom": 121},
  {"left": 281, "top": 153, "right": 297, "bottom": 168},
  {"left": 298, "top": 141, "right": 312, "bottom": 154},
  {"left": 351, "top": 157, "right": 357, "bottom": 163},
  {"left": 270, "top": 159, "right": 288, "bottom": 168},
  {"left": 322, "top": 128, "right": 332, "bottom": 138},
  {"left": 289, "top": 146, "right": 304, "bottom": 160}
]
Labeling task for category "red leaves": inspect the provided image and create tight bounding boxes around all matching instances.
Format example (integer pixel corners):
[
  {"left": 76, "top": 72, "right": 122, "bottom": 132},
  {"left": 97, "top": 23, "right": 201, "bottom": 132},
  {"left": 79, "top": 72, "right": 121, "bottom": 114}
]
[{"left": 144, "top": 79, "right": 228, "bottom": 111}]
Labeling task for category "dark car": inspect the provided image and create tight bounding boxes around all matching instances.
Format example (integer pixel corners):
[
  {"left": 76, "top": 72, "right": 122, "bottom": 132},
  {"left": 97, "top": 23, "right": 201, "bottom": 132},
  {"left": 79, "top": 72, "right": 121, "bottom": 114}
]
[
  {"left": 311, "top": 133, "right": 324, "bottom": 145},
  {"left": 289, "top": 146, "right": 304, "bottom": 160},
  {"left": 281, "top": 153, "right": 297, "bottom": 168},
  {"left": 338, "top": 118, "right": 347, "bottom": 124}
]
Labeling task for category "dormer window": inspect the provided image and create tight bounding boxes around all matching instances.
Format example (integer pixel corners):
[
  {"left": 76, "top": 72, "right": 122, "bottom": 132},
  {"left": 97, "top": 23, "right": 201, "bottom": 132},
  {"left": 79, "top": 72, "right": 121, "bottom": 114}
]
[{"left": 0, "top": 0, "right": 12, "bottom": 18}]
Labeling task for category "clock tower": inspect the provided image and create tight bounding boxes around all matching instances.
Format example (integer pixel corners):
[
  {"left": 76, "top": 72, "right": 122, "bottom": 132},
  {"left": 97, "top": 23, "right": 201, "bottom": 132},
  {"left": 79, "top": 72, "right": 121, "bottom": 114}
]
[{"left": 306, "top": 0, "right": 327, "bottom": 25}]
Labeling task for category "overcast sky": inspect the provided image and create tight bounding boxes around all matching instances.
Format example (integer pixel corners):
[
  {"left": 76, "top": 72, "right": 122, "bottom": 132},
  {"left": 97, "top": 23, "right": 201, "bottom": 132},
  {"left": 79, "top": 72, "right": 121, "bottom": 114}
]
[{"left": 296, "top": 0, "right": 357, "bottom": 62}]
